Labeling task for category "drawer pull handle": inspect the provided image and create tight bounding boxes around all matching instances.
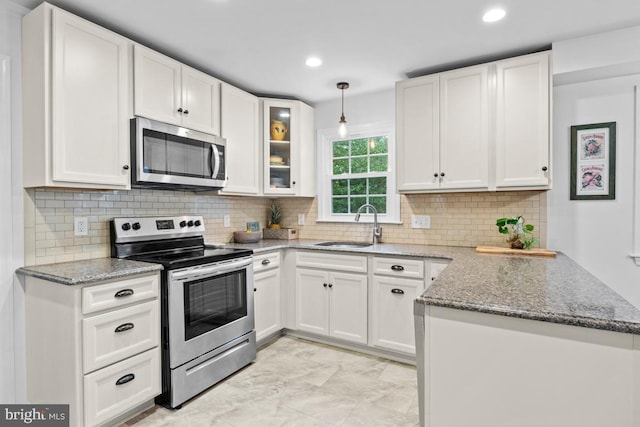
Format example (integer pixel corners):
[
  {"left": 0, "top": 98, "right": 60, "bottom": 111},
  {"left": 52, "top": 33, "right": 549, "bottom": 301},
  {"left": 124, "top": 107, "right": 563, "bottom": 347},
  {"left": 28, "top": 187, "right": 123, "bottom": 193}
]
[
  {"left": 391, "top": 288, "right": 405, "bottom": 295},
  {"left": 261, "top": 259, "right": 271, "bottom": 265},
  {"left": 391, "top": 265, "right": 405, "bottom": 271},
  {"left": 114, "top": 323, "right": 135, "bottom": 333},
  {"left": 114, "top": 289, "right": 134, "bottom": 298},
  {"left": 115, "top": 373, "right": 135, "bottom": 386}
]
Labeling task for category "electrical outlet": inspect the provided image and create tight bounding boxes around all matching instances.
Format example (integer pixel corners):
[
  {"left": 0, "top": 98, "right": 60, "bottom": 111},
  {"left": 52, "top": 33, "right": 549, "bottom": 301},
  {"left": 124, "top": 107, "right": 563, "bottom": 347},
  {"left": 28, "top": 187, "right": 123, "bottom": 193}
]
[
  {"left": 411, "top": 215, "right": 431, "bottom": 229},
  {"left": 223, "top": 215, "right": 230, "bottom": 228},
  {"left": 297, "top": 213, "right": 305, "bottom": 225},
  {"left": 74, "top": 217, "right": 88, "bottom": 236}
]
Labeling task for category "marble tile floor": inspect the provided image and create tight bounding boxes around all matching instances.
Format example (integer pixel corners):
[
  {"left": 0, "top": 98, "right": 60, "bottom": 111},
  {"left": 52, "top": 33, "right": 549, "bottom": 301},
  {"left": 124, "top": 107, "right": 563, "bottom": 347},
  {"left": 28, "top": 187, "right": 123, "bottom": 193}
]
[{"left": 123, "top": 336, "right": 419, "bottom": 427}]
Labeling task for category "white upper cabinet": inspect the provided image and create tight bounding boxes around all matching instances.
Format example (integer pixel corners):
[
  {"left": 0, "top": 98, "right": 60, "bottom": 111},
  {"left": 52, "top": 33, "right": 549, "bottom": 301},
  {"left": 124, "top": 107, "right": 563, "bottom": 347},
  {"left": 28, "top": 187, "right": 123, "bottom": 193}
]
[
  {"left": 495, "top": 52, "right": 550, "bottom": 188},
  {"left": 218, "top": 84, "right": 260, "bottom": 195},
  {"left": 439, "top": 64, "right": 490, "bottom": 190},
  {"left": 396, "top": 51, "right": 551, "bottom": 193},
  {"left": 22, "top": 4, "right": 131, "bottom": 189},
  {"left": 262, "top": 98, "right": 315, "bottom": 197},
  {"left": 133, "top": 45, "right": 221, "bottom": 135}
]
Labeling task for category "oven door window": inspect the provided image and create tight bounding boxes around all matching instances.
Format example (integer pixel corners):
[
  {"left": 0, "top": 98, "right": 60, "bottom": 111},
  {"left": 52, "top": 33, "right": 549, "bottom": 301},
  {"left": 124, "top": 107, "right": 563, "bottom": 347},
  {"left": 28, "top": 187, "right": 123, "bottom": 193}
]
[{"left": 183, "top": 270, "right": 247, "bottom": 341}]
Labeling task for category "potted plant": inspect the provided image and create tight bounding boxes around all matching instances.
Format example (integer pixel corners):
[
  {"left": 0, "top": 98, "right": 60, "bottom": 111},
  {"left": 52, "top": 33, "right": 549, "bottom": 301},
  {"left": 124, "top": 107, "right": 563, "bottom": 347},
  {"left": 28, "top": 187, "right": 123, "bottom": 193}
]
[
  {"left": 496, "top": 215, "right": 539, "bottom": 249},
  {"left": 269, "top": 203, "right": 281, "bottom": 229}
]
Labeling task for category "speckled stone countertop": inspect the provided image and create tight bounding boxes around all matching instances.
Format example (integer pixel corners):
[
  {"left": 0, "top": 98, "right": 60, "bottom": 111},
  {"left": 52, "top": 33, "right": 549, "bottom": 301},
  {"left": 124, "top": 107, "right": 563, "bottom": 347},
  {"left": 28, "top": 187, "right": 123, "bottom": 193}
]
[
  {"left": 221, "top": 239, "right": 640, "bottom": 335},
  {"left": 16, "top": 258, "right": 163, "bottom": 286}
]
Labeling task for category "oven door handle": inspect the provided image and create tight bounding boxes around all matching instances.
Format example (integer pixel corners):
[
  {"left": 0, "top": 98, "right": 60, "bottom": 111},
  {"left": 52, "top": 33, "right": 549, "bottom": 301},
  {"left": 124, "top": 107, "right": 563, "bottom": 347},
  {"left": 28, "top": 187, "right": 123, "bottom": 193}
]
[{"left": 170, "top": 258, "right": 251, "bottom": 281}]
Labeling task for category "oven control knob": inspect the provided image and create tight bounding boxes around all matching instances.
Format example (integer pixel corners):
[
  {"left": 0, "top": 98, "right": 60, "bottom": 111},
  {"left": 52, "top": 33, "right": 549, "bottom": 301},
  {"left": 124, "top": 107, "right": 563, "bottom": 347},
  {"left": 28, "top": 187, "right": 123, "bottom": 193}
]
[
  {"left": 194, "top": 220, "right": 202, "bottom": 227},
  {"left": 187, "top": 220, "right": 194, "bottom": 227},
  {"left": 132, "top": 222, "right": 141, "bottom": 231},
  {"left": 179, "top": 220, "right": 187, "bottom": 228},
  {"left": 121, "top": 223, "right": 131, "bottom": 231}
]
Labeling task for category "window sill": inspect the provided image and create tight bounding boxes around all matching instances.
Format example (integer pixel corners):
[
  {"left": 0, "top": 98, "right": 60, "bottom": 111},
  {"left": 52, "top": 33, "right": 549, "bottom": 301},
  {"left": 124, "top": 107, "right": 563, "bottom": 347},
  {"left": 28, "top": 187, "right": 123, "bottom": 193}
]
[{"left": 315, "top": 218, "right": 403, "bottom": 225}]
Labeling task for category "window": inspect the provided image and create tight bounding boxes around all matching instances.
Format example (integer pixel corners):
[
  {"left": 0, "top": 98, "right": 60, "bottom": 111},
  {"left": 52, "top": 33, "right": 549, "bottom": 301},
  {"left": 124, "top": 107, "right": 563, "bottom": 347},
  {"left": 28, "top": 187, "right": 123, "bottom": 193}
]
[{"left": 318, "top": 123, "right": 399, "bottom": 223}]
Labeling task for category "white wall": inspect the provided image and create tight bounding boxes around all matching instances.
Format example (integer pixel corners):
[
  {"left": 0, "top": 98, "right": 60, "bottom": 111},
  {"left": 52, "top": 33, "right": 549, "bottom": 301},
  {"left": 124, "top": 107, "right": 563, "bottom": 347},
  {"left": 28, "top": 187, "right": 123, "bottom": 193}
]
[
  {"left": 549, "top": 28, "right": 640, "bottom": 309},
  {"left": 1, "top": 0, "right": 27, "bottom": 403},
  {"left": 314, "top": 88, "right": 394, "bottom": 131}
]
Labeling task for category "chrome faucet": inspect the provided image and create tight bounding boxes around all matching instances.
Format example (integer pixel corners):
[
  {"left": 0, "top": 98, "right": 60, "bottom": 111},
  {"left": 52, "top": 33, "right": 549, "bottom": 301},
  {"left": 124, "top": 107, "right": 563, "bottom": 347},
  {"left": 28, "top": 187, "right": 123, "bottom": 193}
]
[{"left": 355, "top": 203, "right": 382, "bottom": 244}]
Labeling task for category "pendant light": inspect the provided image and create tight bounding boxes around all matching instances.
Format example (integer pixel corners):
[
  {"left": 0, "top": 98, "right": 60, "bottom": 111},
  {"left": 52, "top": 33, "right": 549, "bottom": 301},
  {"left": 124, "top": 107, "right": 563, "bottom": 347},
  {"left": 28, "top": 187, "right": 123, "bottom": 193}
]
[{"left": 337, "top": 82, "right": 349, "bottom": 138}]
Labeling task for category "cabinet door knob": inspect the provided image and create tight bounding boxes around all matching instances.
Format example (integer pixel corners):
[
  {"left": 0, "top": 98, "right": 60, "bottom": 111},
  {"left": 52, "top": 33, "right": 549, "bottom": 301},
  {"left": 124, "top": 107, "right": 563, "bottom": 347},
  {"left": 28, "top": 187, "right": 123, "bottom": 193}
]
[
  {"left": 253, "top": 288, "right": 257, "bottom": 292},
  {"left": 183, "top": 109, "right": 189, "bottom": 115},
  {"left": 292, "top": 181, "right": 296, "bottom": 185},
  {"left": 542, "top": 166, "right": 548, "bottom": 172},
  {"left": 433, "top": 173, "right": 438, "bottom": 178},
  {"left": 391, "top": 288, "right": 405, "bottom": 295},
  {"left": 122, "top": 164, "right": 129, "bottom": 170},
  {"left": 328, "top": 283, "right": 333, "bottom": 288},
  {"left": 440, "top": 172, "right": 445, "bottom": 177},
  {"left": 177, "top": 107, "right": 183, "bottom": 113},
  {"left": 391, "top": 265, "right": 405, "bottom": 271},
  {"left": 323, "top": 283, "right": 328, "bottom": 288},
  {"left": 431, "top": 277, "right": 436, "bottom": 281}
]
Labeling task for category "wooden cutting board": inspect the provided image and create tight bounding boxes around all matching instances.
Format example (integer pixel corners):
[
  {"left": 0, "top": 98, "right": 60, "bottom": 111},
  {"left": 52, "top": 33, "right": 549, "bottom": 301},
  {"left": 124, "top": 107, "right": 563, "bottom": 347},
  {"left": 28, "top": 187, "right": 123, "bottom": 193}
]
[{"left": 476, "top": 245, "right": 557, "bottom": 257}]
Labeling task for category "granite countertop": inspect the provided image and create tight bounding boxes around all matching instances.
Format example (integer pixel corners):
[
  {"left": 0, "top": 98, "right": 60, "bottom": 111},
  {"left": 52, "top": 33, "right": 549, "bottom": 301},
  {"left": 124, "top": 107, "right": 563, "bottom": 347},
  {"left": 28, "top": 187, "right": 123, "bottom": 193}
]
[
  {"left": 16, "top": 258, "right": 163, "bottom": 286},
  {"left": 222, "top": 239, "right": 640, "bottom": 335}
]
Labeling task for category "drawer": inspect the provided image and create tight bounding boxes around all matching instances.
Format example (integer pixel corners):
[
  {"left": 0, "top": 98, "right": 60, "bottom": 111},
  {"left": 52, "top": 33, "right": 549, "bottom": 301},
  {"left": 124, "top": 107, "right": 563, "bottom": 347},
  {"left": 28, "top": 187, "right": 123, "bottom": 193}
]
[
  {"left": 83, "top": 300, "right": 160, "bottom": 373},
  {"left": 82, "top": 273, "right": 159, "bottom": 315},
  {"left": 373, "top": 256, "right": 424, "bottom": 279},
  {"left": 296, "top": 250, "right": 367, "bottom": 273},
  {"left": 253, "top": 251, "right": 280, "bottom": 273},
  {"left": 84, "top": 347, "right": 161, "bottom": 427}
]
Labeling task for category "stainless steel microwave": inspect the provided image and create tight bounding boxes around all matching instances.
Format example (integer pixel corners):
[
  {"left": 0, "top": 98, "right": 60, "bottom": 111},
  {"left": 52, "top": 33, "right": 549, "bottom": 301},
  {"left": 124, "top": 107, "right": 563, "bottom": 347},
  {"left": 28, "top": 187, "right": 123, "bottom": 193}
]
[{"left": 131, "top": 117, "right": 226, "bottom": 190}]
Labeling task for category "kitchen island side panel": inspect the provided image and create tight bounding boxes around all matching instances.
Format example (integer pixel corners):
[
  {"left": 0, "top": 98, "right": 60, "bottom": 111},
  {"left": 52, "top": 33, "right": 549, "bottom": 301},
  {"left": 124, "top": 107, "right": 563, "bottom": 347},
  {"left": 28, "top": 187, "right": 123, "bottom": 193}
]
[{"left": 422, "top": 306, "right": 637, "bottom": 427}]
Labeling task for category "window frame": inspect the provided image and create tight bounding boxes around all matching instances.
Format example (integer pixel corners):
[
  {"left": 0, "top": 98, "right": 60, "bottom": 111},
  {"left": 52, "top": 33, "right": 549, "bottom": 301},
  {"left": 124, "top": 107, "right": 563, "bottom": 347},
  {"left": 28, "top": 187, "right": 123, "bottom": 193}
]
[{"left": 317, "top": 121, "right": 400, "bottom": 223}]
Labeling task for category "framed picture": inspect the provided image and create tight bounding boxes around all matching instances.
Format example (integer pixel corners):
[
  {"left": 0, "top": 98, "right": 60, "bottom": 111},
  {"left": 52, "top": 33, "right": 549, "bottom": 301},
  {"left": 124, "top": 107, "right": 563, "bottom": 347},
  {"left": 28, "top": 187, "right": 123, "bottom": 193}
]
[
  {"left": 570, "top": 122, "right": 616, "bottom": 200},
  {"left": 246, "top": 221, "right": 260, "bottom": 232}
]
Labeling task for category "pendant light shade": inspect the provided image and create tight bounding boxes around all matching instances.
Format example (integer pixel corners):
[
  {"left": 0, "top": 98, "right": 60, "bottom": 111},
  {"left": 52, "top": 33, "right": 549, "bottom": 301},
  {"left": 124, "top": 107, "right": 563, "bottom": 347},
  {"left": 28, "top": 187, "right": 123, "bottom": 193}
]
[{"left": 337, "top": 82, "right": 349, "bottom": 138}]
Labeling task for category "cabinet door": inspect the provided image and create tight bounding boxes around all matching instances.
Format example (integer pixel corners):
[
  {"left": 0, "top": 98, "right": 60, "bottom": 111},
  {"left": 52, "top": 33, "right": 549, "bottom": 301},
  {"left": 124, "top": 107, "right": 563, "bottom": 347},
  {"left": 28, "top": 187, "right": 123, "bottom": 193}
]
[
  {"left": 396, "top": 75, "right": 440, "bottom": 191},
  {"left": 181, "top": 65, "right": 221, "bottom": 135},
  {"left": 264, "top": 100, "right": 295, "bottom": 195},
  {"left": 495, "top": 52, "right": 550, "bottom": 188},
  {"left": 329, "top": 272, "right": 367, "bottom": 344},
  {"left": 133, "top": 45, "right": 181, "bottom": 126},
  {"left": 254, "top": 268, "right": 281, "bottom": 341},
  {"left": 439, "top": 64, "right": 489, "bottom": 189},
  {"left": 295, "top": 101, "right": 316, "bottom": 197},
  {"left": 371, "top": 276, "right": 422, "bottom": 354},
  {"left": 427, "top": 260, "right": 450, "bottom": 284},
  {"left": 295, "top": 269, "right": 329, "bottom": 336},
  {"left": 219, "top": 84, "right": 260, "bottom": 195},
  {"left": 51, "top": 9, "right": 130, "bottom": 187}
]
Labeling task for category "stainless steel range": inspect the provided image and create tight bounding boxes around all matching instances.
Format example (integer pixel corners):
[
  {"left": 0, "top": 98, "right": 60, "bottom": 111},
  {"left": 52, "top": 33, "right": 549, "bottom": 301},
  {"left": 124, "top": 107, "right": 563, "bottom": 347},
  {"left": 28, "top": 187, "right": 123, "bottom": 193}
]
[{"left": 110, "top": 215, "right": 256, "bottom": 409}]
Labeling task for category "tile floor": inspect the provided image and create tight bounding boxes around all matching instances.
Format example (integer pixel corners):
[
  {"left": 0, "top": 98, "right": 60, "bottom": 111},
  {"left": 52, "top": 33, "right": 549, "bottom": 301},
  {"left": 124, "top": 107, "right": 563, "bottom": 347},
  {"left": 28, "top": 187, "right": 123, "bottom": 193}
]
[{"left": 124, "top": 336, "right": 419, "bottom": 426}]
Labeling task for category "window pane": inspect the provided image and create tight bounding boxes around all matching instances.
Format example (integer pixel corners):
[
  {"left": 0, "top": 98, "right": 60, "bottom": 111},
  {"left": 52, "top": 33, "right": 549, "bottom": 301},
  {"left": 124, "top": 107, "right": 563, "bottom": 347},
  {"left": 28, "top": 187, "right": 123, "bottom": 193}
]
[
  {"left": 370, "top": 155, "right": 388, "bottom": 172},
  {"left": 351, "top": 157, "right": 367, "bottom": 174},
  {"left": 333, "top": 158, "right": 349, "bottom": 175},
  {"left": 369, "top": 196, "right": 387, "bottom": 214},
  {"left": 368, "top": 177, "right": 387, "bottom": 195},
  {"left": 351, "top": 139, "right": 368, "bottom": 156},
  {"left": 332, "top": 197, "right": 348, "bottom": 214},
  {"left": 350, "top": 197, "right": 367, "bottom": 213},
  {"left": 350, "top": 178, "right": 366, "bottom": 195},
  {"left": 333, "top": 140, "right": 350, "bottom": 158},
  {"left": 370, "top": 136, "right": 388, "bottom": 154},
  {"left": 332, "top": 179, "right": 348, "bottom": 196}
]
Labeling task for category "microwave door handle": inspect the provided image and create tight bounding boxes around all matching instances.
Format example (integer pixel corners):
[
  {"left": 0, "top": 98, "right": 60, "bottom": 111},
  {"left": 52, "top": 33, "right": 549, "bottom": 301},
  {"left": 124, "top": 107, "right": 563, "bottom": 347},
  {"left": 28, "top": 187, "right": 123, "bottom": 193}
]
[{"left": 211, "top": 144, "right": 221, "bottom": 179}]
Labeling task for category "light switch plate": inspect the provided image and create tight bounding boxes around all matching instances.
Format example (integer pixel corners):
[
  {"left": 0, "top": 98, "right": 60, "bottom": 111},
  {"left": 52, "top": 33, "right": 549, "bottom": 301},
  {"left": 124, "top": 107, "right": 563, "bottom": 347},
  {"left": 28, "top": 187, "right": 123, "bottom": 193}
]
[
  {"left": 223, "top": 215, "right": 230, "bottom": 228},
  {"left": 298, "top": 213, "right": 305, "bottom": 225},
  {"left": 411, "top": 215, "right": 431, "bottom": 229}
]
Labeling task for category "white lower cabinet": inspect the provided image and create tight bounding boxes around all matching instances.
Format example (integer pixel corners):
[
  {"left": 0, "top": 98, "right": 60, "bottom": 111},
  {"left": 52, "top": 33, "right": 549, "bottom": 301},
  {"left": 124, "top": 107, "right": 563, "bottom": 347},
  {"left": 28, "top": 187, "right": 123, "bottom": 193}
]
[
  {"left": 371, "top": 256, "right": 450, "bottom": 355},
  {"left": 24, "top": 272, "right": 161, "bottom": 427},
  {"left": 253, "top": 251, "right": 282, "bottom": 342},
  {"left": 295, "top": 251, "right": 368, "bottom": 344}
]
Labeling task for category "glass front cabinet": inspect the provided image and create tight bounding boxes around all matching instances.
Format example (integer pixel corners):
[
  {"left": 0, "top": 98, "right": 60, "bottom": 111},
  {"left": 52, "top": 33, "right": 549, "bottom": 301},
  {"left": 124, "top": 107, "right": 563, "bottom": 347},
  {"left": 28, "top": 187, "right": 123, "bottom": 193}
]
[{"left": 262, "top": 99, "right": 315, "bottom": 196}]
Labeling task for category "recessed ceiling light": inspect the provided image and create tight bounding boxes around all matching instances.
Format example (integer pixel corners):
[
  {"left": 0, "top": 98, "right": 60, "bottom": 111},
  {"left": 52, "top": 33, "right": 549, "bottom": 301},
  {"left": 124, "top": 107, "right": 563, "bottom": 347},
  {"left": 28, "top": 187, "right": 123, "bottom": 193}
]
[
  {"left": 482, "top": 8, "right": 506, "bottom": 23},
  {"left": 305, "top": 57, "right": 322, "bottom": 67}
]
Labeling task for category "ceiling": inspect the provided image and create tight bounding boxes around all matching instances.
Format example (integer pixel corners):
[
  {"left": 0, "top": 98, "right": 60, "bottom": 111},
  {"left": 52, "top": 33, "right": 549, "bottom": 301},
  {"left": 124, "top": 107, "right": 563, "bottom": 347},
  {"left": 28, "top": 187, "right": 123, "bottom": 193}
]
[{"left": 12, "top": 0, "right": 640, "bottom": 104}]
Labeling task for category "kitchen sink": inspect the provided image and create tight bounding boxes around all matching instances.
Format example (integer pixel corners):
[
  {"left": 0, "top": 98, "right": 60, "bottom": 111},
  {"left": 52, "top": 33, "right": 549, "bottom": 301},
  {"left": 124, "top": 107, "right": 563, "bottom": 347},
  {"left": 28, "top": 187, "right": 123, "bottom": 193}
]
[{"left": 314, "top": 241, "right": 372, "bottom": 248}]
